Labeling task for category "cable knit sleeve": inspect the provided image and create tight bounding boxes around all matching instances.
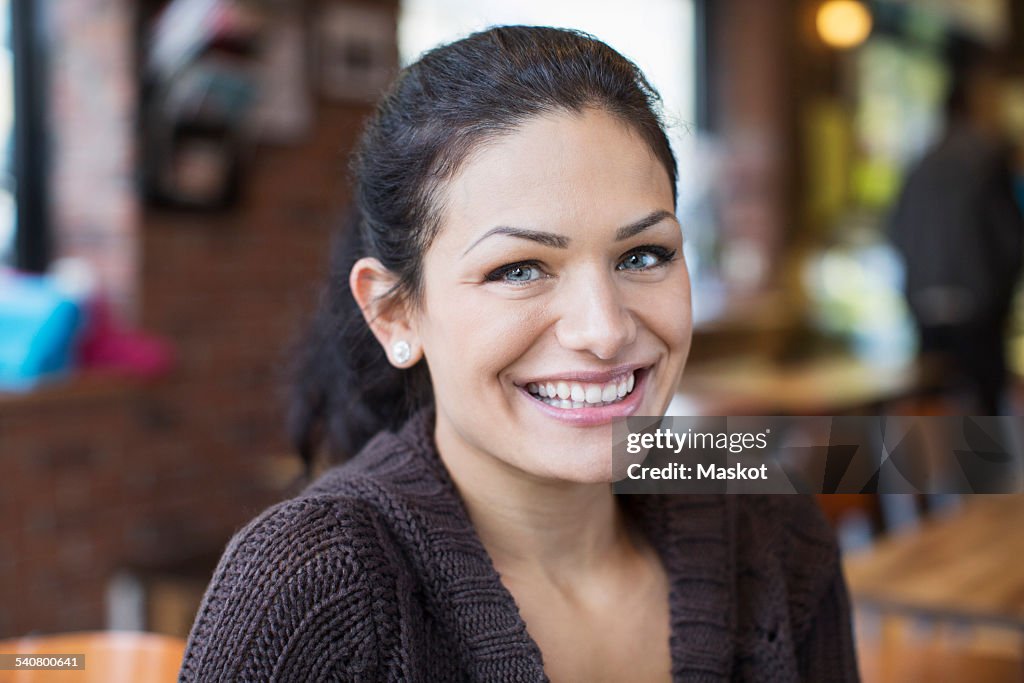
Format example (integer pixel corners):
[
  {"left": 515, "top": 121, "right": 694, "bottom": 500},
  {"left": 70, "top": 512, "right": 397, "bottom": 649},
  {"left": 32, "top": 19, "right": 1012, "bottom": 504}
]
[
  {"left": 178, "top": 495, "right": 399, "bottom": 682},
  {"left": 780, "top": 496, "right": 860, "bottom": 683},
  {"left": 796, "top": 564, "right": 860, "bottom": 682}
]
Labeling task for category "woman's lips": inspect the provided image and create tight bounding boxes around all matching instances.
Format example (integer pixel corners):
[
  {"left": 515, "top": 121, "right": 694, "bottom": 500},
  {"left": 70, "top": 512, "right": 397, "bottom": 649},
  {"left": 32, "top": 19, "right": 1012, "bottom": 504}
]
[
  {"left": 518, "top": 366, "right": 650, "bottom": 426},
  {"left": 516, "top": 362, "right": 645, "bottom": 385}
]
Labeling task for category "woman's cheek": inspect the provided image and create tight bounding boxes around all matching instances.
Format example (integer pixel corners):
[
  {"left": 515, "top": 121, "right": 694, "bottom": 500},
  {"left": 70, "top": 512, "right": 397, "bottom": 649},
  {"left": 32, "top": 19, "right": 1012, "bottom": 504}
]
[
  {"left": 641, "top": 276, "right": 693, "bottom": 357},
  {"left": 475, "top": 297, "right": 551, "bottom": 369},
  {"left": 433, "top": 289, "right": 550, "bottom": 385}
]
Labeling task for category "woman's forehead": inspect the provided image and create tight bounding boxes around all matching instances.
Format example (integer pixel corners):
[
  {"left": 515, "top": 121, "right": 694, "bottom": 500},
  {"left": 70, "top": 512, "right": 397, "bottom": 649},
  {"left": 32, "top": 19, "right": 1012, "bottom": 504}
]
[{"left": 435, "top": 109, "right": 674, "bottom": 246}]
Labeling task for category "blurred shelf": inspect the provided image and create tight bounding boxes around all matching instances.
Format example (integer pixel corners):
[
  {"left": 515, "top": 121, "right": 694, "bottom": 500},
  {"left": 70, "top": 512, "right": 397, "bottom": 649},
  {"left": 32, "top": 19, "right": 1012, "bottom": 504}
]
[{"left": 0, "top": 371, "right": 154, "bottom": 412}]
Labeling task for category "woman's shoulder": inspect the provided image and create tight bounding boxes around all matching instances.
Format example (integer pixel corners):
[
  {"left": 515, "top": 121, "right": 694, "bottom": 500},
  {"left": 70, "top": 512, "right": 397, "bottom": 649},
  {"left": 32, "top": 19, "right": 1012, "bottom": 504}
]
[
  {"left": 214, "top": 475, "right": 401, "bottom": 576},
  {"left": 215, "top": 489, "right": 397, "bottom": 574},
  {"left": 180, "top": 415, "right": 444, "bottom": 680},
  {"left": 179, "top": 492, "right": 402, "bottom": 681}
]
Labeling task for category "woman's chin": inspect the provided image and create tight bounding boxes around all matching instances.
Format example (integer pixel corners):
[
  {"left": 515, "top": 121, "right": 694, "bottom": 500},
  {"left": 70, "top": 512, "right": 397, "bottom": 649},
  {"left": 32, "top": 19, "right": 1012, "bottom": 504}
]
[{"left": 517, "top": 444, "right": 617, "bottom": 485}]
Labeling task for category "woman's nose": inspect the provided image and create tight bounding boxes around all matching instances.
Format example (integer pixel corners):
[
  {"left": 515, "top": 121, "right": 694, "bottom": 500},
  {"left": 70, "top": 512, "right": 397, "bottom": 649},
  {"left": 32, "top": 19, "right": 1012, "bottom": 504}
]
[{"left": 554, "top": 271, "right": 637, "bottom": 360}]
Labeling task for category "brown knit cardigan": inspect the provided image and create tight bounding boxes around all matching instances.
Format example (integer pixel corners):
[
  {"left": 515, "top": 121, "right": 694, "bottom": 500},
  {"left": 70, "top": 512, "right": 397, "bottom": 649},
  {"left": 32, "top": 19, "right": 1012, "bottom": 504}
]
[{"left": 179, "top": 408, "right": 861, "bottom": 681}]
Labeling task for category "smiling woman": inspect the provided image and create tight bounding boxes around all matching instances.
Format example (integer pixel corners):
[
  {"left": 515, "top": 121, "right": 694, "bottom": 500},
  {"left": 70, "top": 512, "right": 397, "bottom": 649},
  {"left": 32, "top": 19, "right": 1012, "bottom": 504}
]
[
  {"left": 179, "top": 26, "right": 860, "bottom": 682},
  {"left": 374, "top": 108, "right": 691, "bottom": 483}
]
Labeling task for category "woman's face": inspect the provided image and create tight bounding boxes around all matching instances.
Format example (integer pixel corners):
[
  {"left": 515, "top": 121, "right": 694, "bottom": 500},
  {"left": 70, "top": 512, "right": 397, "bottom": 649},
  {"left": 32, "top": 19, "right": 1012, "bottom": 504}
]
[{"left": 414, "top": 108, "right": 692, "bottom": 483}]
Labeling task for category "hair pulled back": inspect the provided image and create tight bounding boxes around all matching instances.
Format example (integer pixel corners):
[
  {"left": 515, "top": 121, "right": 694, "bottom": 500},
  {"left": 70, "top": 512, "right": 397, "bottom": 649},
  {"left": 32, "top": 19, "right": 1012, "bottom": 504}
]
[{"left": 287, "top": 25, "right": 678, "bottom": 469}]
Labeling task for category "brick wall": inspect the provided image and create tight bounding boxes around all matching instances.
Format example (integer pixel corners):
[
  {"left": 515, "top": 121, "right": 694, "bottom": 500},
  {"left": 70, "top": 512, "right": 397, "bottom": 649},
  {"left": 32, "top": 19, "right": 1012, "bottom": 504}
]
[
  {"left": 1, "top": 0, "right": 390, "bottom": 638},
  {"left": 710, "top": 0, "right": 798, "bottom": 292},
  {"left": 49, "top": 0, "right": 140, "bottom": 320}
]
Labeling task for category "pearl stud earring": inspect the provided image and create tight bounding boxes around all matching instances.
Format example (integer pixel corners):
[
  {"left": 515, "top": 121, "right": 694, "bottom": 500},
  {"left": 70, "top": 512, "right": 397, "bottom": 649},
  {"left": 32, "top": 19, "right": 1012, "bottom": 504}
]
[{"left": 392, "top": 340, "right": 412, "bottom": 365}]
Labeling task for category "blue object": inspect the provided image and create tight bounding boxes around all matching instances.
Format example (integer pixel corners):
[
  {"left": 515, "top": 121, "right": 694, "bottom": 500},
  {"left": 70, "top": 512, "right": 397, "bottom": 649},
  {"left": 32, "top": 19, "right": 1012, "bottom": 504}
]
[{"left": 0, "top": 271, "right": 84, "bottom": 391}]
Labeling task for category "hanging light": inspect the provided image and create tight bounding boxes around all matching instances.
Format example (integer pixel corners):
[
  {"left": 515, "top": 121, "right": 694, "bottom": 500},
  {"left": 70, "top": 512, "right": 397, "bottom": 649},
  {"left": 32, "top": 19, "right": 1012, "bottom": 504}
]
[{"left": 816, "top": 0, "right": 873, "bottom": 49}]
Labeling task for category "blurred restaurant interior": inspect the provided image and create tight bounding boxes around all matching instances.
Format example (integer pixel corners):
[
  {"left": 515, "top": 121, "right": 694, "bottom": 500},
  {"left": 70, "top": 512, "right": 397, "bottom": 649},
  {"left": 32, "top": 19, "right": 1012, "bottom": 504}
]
[{"left": 2, "top": 0, "right": 1024, "bottom": 680}]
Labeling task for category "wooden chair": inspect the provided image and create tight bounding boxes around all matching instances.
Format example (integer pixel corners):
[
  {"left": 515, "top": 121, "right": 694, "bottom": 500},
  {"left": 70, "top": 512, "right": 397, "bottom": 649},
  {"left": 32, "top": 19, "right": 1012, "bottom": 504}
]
[{"left": 0, "top": 631, "right": 185, "bottom": 683}]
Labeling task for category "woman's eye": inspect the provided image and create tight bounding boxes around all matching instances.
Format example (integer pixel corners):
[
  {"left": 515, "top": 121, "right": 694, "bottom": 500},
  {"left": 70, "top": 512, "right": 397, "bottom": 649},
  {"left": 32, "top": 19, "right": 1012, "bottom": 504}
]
[
  {"left": 486, "top": 262, "right": 545, "bottom": 284},
  {"left": 617, "top": 246, "right": 677, "bottom": 271}
]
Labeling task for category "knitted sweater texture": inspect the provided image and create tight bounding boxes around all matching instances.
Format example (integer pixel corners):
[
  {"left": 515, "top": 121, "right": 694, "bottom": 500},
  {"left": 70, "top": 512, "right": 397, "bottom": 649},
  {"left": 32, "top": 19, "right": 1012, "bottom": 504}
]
[{"left": 180, "top": 409, "right": 860, "bottom": 682}]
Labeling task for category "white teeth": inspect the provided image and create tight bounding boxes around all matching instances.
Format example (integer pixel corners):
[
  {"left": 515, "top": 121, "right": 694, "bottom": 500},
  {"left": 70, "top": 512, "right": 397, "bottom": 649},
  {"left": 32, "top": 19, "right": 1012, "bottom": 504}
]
[{"left": 525, "top": 370, "right": 641, "bottom": 409}]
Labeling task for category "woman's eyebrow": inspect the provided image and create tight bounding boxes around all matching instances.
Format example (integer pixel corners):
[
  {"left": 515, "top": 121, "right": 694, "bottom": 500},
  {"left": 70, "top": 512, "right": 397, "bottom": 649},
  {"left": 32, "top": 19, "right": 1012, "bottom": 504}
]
[
  {"left": 461, "top": 210, "right": 677, "bottom": 257},
  {"left": 461, "top": 227, "right": 570, "bottom": 256},
  {"left": 614, "top": 209, "right": 677, "bottom": 241}
]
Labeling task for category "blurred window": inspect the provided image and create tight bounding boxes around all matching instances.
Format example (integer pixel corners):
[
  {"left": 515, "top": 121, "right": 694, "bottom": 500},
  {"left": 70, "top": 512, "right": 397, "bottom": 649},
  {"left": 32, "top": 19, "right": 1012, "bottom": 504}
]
[
  {"left": 0, "top": 0, "right": 15, "bottom": 266},
  {"left": 398, "top": 0, "right": 697, "bottom": 141},
  {"left": 1, "top": 0, "right": 47, "bottom": 271},
  {"left": 852, "top": 35, "right": 948, "bottom": 210}
]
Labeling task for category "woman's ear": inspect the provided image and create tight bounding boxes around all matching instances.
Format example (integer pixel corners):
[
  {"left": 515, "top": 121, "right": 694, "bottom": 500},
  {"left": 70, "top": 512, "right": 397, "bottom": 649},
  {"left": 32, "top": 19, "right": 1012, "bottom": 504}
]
[{"left": 350, "top": 257, "right": 422, "bottom": 368}]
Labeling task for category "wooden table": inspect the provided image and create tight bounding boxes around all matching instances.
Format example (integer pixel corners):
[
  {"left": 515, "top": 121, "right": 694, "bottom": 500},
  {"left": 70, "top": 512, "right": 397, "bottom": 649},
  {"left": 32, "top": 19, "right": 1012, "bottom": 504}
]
[
  {"left": 844, "top": 495, "right": 1024, "bottom": 630},
  {"left": 672, "top": 353, "right": 933, "bottom": 416}
]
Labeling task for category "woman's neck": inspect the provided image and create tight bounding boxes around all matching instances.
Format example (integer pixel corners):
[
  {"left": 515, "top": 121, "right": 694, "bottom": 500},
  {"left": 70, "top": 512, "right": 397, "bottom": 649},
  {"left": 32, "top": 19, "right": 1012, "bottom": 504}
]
[{"left": 434, "top": 421, "right": 637, "bottom": 582}]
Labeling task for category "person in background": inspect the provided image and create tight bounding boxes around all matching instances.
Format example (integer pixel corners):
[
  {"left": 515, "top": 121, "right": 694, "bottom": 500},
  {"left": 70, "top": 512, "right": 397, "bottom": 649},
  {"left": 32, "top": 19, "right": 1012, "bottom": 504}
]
[{"left": 889, "top": 47, "right": 1024, "bottom": 415}]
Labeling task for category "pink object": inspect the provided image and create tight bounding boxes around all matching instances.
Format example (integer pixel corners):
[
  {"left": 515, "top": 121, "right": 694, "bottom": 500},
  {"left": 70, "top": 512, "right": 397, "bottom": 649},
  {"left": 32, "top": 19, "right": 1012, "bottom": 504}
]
[{"left": 76, "top": 297, "right": 176, "bottom": 379}]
